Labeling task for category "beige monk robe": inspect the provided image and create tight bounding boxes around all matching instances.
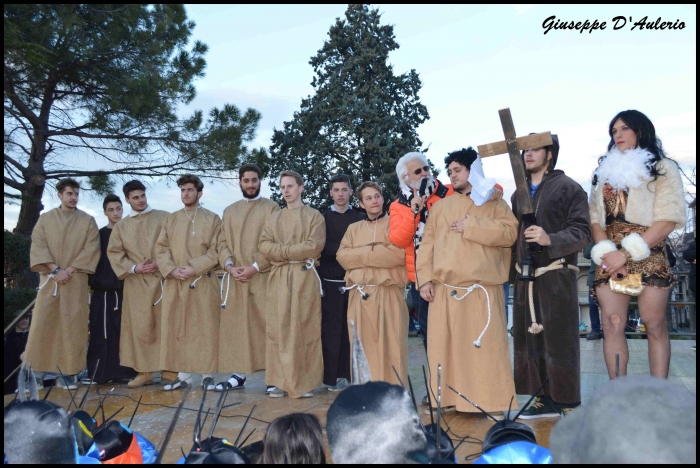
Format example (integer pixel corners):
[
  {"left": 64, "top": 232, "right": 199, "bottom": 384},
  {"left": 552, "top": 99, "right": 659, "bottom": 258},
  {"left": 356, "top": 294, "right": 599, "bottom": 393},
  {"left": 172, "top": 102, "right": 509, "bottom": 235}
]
[
  {"left": 416, "top": 192, "right": 518, "bottom": 413},
  {"left": 336, "top": 214, "right": 408, "bottom": 386},
  {"left": 259, "top": 205, "right": 325, "bottom": 398},
  {"left": 155, "top": 206, "right": 222, "bottom": 374},
  {"left": 217, "top": 197, "right": 280, "bottom": 374},
  {"left": 107, "top": 207, "right": 169, "bottom": 372},
  {"left": 25, "top": 208, "right": 100, "bottom": 374}
]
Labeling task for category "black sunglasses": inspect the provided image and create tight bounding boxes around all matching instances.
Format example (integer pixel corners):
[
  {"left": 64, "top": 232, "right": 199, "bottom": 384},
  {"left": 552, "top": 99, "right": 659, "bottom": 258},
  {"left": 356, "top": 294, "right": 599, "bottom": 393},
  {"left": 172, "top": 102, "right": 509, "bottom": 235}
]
[{"left": 412, "top": 166, "right": 430, "bottom": 176}]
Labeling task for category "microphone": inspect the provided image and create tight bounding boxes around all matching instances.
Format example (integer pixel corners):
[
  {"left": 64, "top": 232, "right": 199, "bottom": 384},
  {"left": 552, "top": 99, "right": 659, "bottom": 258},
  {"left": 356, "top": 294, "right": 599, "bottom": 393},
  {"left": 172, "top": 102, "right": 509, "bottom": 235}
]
[{"left": 413, "top": 178, "right": 428, "bottom": 215}]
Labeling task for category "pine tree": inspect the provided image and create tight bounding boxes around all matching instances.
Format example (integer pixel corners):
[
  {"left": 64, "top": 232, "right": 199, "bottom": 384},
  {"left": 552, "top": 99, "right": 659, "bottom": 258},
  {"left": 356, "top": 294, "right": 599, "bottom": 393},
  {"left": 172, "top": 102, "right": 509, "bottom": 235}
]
[{"left": 269, "top": 4, "right": 429, "bottom": 211}]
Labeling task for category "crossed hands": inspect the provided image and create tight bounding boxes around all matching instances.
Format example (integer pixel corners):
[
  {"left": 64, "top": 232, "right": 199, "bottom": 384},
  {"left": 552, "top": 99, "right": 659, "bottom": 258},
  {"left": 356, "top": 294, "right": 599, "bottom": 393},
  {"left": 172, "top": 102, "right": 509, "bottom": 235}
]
[
  {"left": 169, "top": 266, "right": 196, "bottom": 281},
  {"left": 135, "top": 258, "right": 158, "bottom": 275},
  {"left": 600, "top": 250, "right": 628, "bottom": 280},
  {"left": 225, "top": 264, "right": 258, "bottom": 283},
  {"left": 53, "top": 267, "right": 75, "bottom": 285}
]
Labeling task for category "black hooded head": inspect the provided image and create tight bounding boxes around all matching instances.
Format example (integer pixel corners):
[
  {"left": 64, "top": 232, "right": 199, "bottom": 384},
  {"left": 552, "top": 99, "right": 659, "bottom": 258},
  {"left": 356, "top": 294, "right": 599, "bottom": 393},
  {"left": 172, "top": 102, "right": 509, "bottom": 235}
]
[
  {"left": 521, "top": 133, "right": 560, "bottom": 171},
  {"left": 327, "top": 381, "right": 427, "bottom": 464},
  {"left": 185, "top": 437, "right": 250, "bottom": 464}
]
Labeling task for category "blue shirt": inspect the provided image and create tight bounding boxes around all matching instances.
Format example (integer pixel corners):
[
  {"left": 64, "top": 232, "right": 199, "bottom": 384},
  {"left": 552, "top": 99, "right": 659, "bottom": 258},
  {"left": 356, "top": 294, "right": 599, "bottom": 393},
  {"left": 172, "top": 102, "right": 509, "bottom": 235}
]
[{"left": 529, "top": 182, "right": 539, "bottom": 198}]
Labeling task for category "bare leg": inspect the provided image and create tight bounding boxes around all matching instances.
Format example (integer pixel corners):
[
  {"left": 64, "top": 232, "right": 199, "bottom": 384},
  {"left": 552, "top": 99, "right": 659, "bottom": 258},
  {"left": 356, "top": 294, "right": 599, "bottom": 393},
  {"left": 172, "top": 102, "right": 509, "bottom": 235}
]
[
  {"left": 638, "top": 286, "right": 671, "bottom": 378},
  {"left": 596, "top": 285, "right": 631, "bottom": 378}
]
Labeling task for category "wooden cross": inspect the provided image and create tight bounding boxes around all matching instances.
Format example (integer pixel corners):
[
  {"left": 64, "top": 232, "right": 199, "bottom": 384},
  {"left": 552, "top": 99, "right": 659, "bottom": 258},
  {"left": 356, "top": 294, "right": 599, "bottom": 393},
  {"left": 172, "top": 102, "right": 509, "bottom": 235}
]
[{"left": 477, "top": 108, "right": 552, "bottom": 217}]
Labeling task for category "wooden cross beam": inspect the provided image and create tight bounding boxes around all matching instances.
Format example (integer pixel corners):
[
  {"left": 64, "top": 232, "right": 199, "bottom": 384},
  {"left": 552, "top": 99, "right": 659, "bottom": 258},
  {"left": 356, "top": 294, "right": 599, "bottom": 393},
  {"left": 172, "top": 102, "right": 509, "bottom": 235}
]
[{"left": 477, "top": 108, "right": 552, "bottom": 216}]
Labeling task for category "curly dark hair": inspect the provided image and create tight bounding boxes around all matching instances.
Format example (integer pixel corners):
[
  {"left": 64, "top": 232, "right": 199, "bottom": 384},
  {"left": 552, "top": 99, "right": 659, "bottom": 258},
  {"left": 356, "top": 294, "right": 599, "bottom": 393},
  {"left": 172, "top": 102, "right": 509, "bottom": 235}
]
[
  {"left": 444, "top": 147, "right": 478, "bottom": 170},
  {"left": 177, "top": 174, "right": 204, "bottom": 192}
]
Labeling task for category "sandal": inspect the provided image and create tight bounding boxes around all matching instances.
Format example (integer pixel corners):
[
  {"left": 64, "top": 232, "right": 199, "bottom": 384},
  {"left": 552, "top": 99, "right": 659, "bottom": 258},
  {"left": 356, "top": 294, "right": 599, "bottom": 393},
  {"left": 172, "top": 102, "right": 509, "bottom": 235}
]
[
  {"left": 164, "top": 377, "right": 189, "bottom": 391},
  {"left": 214, "top": 374, "right": 246, "bottom": 392}
]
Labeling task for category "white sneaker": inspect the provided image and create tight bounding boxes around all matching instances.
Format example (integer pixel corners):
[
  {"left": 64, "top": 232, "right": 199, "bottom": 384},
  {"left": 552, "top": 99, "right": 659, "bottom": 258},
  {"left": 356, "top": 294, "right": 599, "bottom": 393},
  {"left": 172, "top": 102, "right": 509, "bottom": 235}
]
[
  {"left": 266, "top": 386, "right": 277, "bottom": 394},
  {"left": 301, "top": 391, "right": 314, "bottom": 398},
  {"left": 269, "top": 388, "right": 287, "bottom": 398}
]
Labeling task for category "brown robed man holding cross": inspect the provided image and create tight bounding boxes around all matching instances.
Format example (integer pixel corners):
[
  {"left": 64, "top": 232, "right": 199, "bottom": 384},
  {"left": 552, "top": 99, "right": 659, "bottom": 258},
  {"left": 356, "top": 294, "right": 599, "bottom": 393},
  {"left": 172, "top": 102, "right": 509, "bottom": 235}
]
[{"left": 479, "top": 109, "right": 591, "bottom": 419}]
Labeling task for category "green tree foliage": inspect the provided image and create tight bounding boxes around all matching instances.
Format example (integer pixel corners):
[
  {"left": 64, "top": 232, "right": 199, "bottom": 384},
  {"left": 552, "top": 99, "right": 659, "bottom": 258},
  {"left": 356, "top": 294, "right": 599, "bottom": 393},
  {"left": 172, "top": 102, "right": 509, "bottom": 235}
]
[
  {"left": 4, "top": 4, "right": 268, "bottom": 235},
  {"left": 4, "top": 230, "right": 31, "bottom": 286},
  {"left": 268, "top": 4, "right": 429, "bottom": 211},
  {"left": 4, "top": 288, "right": 35, "bottom": 328}
]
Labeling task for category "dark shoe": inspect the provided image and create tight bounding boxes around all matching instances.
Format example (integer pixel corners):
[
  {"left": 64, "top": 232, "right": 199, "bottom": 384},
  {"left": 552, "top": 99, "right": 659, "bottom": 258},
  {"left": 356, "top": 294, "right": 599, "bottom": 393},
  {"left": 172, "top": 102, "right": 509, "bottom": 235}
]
[
  {"left": 421, "top": 394, "right": 429, "bottom": 406},
  {"left": 266, "top": 385, "right": 277, "bottom": 394},
  {"left": 586, "top": 330, "right": 604, "bottom": 340},
  {"left": 215, "top": 374, "right": 246, "bottom": 392},
  {"left": 517, "top": 395, "right": 561, "bottom": 420}
]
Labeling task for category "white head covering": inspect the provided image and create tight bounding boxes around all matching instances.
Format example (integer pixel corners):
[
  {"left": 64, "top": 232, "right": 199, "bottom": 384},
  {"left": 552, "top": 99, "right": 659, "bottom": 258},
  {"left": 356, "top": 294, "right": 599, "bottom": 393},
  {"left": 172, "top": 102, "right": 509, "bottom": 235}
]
[{"left": 468, "top": 156, "right": 497, "bottom": 206}]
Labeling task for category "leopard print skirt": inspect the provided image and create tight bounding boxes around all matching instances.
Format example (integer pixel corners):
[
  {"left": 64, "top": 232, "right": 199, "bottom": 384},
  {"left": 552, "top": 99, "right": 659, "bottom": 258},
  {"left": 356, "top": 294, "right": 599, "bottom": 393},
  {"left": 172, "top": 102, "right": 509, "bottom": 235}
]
[{"left": 592, "top": 185, "right": 674, "bottom": 300}]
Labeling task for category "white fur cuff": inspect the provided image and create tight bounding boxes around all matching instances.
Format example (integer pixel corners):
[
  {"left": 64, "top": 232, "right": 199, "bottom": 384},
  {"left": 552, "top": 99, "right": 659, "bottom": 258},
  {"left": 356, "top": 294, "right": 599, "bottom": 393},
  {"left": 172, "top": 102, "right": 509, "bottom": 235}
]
[
  {"left": 591, "top": 240, "right": 618, "bottom": 265},
  {"left": 621, "top": 233, "right": 651, "bottom": 262}
]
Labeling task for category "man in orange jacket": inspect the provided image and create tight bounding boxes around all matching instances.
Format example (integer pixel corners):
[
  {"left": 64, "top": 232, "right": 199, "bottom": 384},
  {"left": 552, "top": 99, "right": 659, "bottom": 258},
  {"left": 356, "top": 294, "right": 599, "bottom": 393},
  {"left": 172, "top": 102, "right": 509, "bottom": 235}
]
[{"left": 389, "top": 151, "right": 502, "bottom": 404}]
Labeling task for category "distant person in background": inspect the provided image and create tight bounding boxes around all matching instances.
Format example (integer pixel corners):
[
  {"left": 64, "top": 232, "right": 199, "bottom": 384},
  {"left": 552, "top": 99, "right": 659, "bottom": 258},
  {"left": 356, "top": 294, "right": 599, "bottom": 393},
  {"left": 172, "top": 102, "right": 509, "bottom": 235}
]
[
  {"left": 4, "top": 309, "right": 31, "bottom": 394},
  {"left": 261, "top": 413, "right": 326, "bottom": 464},
  {"left": 683, "top": 238, "right": 695, "bottom": 301},
  {"left": 583, "top": 244, "right": 603, "bottom": 340},
  {"left": 86, "top": 194, "right": 136, "bottom": 384}
]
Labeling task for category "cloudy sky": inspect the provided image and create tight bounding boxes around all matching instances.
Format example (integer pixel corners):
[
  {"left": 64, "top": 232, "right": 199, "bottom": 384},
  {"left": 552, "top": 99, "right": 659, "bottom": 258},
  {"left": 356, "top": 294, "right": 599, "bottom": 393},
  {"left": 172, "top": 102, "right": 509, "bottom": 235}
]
[{"left": 4, "top": 4, "right": 696, "bottom": 230}]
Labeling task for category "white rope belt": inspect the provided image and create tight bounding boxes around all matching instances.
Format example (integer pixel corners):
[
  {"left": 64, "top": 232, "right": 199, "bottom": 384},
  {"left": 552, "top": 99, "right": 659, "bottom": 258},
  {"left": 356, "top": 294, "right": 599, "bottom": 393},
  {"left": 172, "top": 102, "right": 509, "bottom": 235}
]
[
  {"left": 339, "top": 283, "right": 378, "bottom": 300},
  {"left": 441, "top": 282, "right": 490, "bottom": 348},
  {"left": 189, "top": 275, "right": 204, "bottom": 289},
  {"left": 289, "top": 259, "right": 324, "bottom": 297},
  {"left": 221, "top": 272, "right": 231, "bottom": 309},
  {"left": 37, "top": 274, "right": 58, "bottom": 297},
  {"left": 322, "top": 278, "right": 346, "bottom": 282},
  {"left": 103, "top": 291, "right": 119, "bottom": 339},
  {"left": 153, "top": 279, "right": 164, "bottom": 306},
  {"left": 515, "top": 259, "right": 580, "bottom": 334}
]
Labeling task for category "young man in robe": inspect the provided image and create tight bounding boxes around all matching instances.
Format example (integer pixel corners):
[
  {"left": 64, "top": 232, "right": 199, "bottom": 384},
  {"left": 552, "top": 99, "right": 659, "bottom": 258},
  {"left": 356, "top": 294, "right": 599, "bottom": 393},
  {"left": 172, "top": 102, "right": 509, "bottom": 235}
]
[
  {"left": 511, "top": 135, "right": 591, "bottom": 419},
  {"left": 215, "top": 164, "right": 280, "bottom": 393},
  {"left": 24, "top": 178, "right": 100, "bottom": 389},
  {"left": 259, "top": 170, "right": 326, "bottom": 398},
  {"left": 155, "top": 175, "right": 222, "bottom": 390},
  {"left": 416, "top": 148, "right": 518, "bottom": 417},
  {"left": 107, "top": 180, "right": 174, "bottom": 388},
  {"left": 86, "top": 194, "right": 136, "bottom": 384},
  {"left": 337, "top": 181, "right": 408, "bottom": 385},
  {"left": 318, "top": 174, "right": 365, "bottom": 392}
]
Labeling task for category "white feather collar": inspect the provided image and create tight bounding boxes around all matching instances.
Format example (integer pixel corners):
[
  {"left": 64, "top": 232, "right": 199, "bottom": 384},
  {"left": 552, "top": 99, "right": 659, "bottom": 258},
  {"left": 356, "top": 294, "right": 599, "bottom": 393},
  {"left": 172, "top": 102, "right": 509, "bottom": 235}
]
[{"left": 595, "top": 147, "right": 655, "bottom": 190}]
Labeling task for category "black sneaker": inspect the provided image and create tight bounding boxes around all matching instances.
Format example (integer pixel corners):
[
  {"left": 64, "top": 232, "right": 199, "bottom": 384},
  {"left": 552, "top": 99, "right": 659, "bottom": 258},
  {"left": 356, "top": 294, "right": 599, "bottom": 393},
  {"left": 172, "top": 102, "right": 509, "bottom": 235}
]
[
  {"left": 517, "top": 395, "right": 561, "bottom": 420},
  {"left": 586, "top": 330, "right": 604, "bottom": 340}
]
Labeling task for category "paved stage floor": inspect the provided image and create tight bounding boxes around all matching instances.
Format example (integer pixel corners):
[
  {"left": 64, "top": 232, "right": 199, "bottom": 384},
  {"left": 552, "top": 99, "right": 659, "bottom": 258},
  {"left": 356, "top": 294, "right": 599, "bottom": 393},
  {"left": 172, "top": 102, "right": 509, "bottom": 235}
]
[{"left": 5, "top": 337, "right": 695, "bottom": 463}]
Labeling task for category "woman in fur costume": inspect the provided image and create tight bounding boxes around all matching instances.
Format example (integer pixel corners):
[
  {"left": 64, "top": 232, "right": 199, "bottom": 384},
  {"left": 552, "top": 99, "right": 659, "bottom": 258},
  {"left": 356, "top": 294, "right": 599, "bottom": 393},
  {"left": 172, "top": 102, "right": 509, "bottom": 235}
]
[{"left": 589, "top": 110, "right": 686, "bottom": 379}]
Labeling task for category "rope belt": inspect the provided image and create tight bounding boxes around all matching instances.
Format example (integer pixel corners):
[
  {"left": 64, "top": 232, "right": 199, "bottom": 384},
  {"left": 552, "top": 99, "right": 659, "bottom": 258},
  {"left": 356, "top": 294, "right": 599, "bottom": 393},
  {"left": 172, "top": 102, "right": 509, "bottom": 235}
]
[
  {"left": 221, "top": 272, "right": 231, "bottom": 308},
  {"left": 289, "top": 259, "right": 324, "bottom": 297},
  {"left": 339, "top": 283, "right": 378, "bottom": 300},
  {"left": 103, "top": 291, "right": 119, "bottom": 339},
  {"left": 153, "top": 279, "right": 164, "bottom": 306},
  {"left": 441, "top": 282, "right": 491, "bottom": 348},
  {"left": 189, "top": 275, "right": 203, "bottom": 289},
  {"left": 515, "top": 258, "right": 580, "bottom": 334},
  {"left": 37, "top": 274, "right": 58, "bottom": 297}
]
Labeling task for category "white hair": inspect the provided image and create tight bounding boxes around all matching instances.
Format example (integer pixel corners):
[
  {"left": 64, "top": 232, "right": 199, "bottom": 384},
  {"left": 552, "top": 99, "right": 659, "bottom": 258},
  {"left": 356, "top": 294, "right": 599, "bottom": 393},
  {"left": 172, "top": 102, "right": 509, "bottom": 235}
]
[{"left": 395, "top": 152, "right": 429, "bottom": 191}]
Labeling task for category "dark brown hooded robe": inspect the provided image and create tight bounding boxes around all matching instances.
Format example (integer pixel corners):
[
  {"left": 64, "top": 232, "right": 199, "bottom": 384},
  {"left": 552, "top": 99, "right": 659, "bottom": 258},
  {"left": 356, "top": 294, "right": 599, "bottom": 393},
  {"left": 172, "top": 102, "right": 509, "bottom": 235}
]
[{"left": 511, "top": 136, "right": 591, "bottom": 405}]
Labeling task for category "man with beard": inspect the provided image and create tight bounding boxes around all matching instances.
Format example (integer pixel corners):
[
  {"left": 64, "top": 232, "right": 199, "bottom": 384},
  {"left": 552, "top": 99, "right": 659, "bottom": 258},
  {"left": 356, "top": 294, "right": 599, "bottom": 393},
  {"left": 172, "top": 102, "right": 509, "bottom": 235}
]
[
  {"left": 86, "top": 194, "right": 136, "bottom": 384},
  {"left": 389, "top": 152, "right": 502, "bottom": 404},
  {"left": 215, "top": 164, "right": 280, "bottom": 393},
  {"left": 24, "top": 178, "right": 100, "bottom": 389},
  {"left": 511, "top": 135, "right": 591, "bottom": 419},
  {"left": 107, "top": 180, "right": 174, "bottom": 388},
  {"left": 318, "top": 174, "right": 365, "bottom": 392},
  {"left": 337, "top": 182, "right": 408, "bottom": 385},
  {"left": 259, "top": 170, "right": 325, "bottom": 398},
  {"left": 417, "top": 148, "right": 518, "bottom": 417},
  {"left": 155, "top": 175, "right": 222, "bottom": 390}
]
